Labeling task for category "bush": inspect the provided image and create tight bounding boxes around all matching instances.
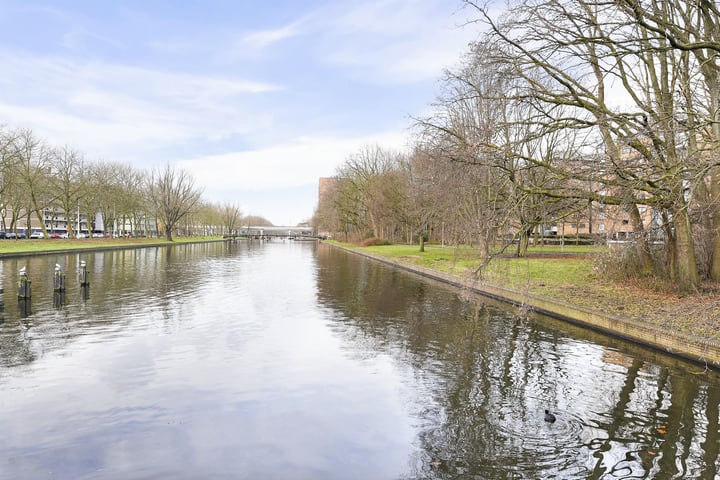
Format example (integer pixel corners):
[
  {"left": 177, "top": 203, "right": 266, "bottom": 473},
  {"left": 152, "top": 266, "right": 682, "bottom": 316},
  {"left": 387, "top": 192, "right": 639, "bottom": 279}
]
[
  {"left": 593, "top": 243, "right": 672, "bottom": 291},
  {"left": 359, "top": 237, "right": 391, "bottom": 247}
]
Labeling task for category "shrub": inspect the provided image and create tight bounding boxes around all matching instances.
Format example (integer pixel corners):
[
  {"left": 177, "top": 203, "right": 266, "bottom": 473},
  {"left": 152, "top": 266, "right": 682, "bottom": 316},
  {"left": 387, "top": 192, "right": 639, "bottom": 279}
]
[
  {"left": 593, "top": 243, "right": 673, "bottom": 291},
  {"left": 359, "top": 237, "right": 391, "bottom": 247}
]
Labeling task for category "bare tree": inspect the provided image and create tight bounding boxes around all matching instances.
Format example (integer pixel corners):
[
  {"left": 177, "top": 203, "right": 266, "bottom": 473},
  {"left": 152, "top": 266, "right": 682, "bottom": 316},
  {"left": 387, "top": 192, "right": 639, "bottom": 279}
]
[
  {"left": 333, "top": 145, "right": 404, "bottom": 241},
  {"left": 461, "top": 0, "right": 719, "bottom": 291},
  {"left": 399, "top": 149, "right": 439, "bottom": 251},
  {"left": 220, "top": 201, "right": 243, "bottom": 236},
  {"left": 613, "top": 0, "right": 720, "bottom": 280},
  {"left": 416, "top": 42, "right": 575, "bottom": 260},
  {"left": 11, "top": 129, "right": 53, "bottom": 236},
  {"left": 86, "top": 161, "right": 122, "bottom": 236},
  {"left": 148, "top": 163, "right": 203, "bottom": 241},
  {"left": 48, "top": 146, "right": 86, "bottom": 238},
  {"left": 0, "top": 127, "right": 21, "bottom": 232}
]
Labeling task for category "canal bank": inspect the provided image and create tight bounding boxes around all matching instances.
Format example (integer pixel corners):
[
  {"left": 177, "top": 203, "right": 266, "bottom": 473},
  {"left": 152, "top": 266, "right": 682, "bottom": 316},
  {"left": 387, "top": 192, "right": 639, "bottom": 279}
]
[
  {"left": 327, "top": 242, "right": 720, "bottom": 369},
  {"left": 0, "top": 237, "right": 226, "bottom": 259}
]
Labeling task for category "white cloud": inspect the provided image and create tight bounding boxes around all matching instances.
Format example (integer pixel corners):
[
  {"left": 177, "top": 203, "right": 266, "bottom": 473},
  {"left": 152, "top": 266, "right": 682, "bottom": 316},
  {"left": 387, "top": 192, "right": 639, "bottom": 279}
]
[
  {"left": 0, "top": 102, "right": 182, "bottom": 148},
  {"left": 326, "top": 36, "right": 467, "bottom": 85},
  {"left": 178, "top": 130, "right": 410, "bottom": 192},
  {"left": 0, "top": 49, "right": 279, "bottom": 159},
  {"left": 237, "top": 21, "right": 305, "bottom": 50},
  {"left": 178, "top": 130, "right": 411, "bottom": 225},
  {"left": 314, "top": 0, "right": 478, "bottom": 84},
  {"left": 61, "top": 25, "right": 123, "bottom": 50}
]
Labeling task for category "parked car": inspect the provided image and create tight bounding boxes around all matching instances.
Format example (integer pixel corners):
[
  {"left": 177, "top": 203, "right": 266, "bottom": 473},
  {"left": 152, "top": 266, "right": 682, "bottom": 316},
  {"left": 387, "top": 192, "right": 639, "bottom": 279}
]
[
  {"left": 0, "top": 231, "right": 5, "bottom": 239},
  {"left": 49, "top": 233, "right": 60, "bottom": 239},
  {"left": 17, "top": 232, "right": 26, "bottom": 239},
  {"left": 92, "top": 232, "right": 104, "bottom": 238},
  {"left": 30, "top": 231, "right": 44, "bottom": 239},
  {"left": 6, "top": 232, "right": 16, "bottom": 239}
]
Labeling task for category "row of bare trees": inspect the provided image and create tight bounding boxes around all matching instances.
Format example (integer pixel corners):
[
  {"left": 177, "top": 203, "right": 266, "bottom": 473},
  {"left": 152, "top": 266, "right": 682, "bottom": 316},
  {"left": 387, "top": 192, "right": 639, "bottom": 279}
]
[
  {"left": 0, "top": 127, "right": 246, "bottom": 241},
  {"left": 315, "top": 0, "right": 720, "bottom": 293}
]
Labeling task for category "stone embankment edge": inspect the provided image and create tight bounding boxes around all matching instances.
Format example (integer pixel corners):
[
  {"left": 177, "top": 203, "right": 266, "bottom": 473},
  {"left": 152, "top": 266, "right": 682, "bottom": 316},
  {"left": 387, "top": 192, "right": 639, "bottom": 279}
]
[{"left": 329, "top": 243, "right": 720, "bottom": 370}]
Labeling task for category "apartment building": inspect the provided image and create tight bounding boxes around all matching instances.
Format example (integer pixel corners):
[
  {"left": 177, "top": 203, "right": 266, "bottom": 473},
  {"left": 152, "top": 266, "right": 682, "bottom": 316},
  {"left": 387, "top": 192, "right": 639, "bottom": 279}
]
[{"left": 1, "top": 206, "right": 90, "bottom": 236}]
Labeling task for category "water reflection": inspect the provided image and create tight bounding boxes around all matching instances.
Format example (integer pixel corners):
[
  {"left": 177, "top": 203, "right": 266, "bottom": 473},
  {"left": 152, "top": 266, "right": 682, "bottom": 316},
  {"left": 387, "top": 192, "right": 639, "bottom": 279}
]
[
  {"left": 315, "top": 245, "right": 720, "bottom": 479},
  {"left": 0, "top": 242, "right": 718, "bottom": 479}
]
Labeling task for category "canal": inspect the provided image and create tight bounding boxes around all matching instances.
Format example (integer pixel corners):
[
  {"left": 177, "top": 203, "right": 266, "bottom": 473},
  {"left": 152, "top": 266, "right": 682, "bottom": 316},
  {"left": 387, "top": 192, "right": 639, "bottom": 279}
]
[{"left": 0, "top": 241, "right": 718, "bottom": 479}]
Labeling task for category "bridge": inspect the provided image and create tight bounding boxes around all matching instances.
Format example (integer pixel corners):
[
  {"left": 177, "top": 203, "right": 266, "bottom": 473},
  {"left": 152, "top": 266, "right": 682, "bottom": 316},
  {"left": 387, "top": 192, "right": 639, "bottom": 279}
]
[{"left": 224, "top": 225, "right": 319, "bottom": 240}]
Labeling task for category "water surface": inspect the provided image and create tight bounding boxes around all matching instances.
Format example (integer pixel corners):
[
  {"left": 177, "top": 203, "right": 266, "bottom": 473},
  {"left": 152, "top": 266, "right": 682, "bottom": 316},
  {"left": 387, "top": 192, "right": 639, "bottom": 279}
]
[{"left": 0, "top": 241, "right": 718, "bottom": 479}]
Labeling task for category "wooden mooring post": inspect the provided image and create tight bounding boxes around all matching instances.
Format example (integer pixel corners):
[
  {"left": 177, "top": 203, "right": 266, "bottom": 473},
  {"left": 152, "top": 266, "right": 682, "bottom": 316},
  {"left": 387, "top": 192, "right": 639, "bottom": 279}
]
[
  {"left": 54, "top": 264, "right": 66, "bottom": 292},
  {"left": 79, "top": 260, "right": 90, "bottom": 287},
  {"left": 17, "top": 267, "right": 31, "bottom": 299}
]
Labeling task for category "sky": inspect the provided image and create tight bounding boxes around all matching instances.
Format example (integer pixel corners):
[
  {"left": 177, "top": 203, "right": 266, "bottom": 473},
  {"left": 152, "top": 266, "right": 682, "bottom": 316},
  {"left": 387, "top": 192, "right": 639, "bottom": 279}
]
[{"left": 0, "top": 0, "right": 483, "bottom": 226}]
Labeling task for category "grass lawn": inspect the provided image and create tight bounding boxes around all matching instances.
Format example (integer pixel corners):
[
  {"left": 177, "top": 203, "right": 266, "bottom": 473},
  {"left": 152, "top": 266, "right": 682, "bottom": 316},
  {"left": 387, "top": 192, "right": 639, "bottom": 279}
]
[
  {"left": 362, "top": 243, "right": 603, "bottom": 289},
  {"left": 336, "top": 241, "right": 720, "bottom": 341}
]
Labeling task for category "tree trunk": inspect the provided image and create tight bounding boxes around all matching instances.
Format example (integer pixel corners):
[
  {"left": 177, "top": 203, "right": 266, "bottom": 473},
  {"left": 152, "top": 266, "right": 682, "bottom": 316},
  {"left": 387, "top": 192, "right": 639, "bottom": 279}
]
[
  {"left": 369, "top": 211, "right": 379, "bottom": 239},
  {"left": 710, "top": 171, "right": 720, "bottom": 281},
  {"left": 628, "top": 204, "right": 653, "bottom": 275},
  {"left": 480, "top": 228, "right": 492, "bottom": 259},
  {"left": 673, "top": 207, "right": 700, "bottom": 293},
  {"left": 662, "top": 211, "right": 676, "bottom": 280},
  {"left": 517, "top": 226, "right": 531, "bottom": 257}
]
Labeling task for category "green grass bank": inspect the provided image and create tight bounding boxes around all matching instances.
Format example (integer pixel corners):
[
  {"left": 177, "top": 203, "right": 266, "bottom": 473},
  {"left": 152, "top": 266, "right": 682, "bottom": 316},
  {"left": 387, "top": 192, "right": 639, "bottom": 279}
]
[{"left": 0, "top": 236, "right": 225, "bottom": 258}]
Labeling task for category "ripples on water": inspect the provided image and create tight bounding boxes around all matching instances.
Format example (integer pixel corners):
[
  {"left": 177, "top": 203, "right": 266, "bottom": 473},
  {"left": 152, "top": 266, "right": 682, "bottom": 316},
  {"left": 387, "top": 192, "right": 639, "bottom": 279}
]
[{"left": 1, "top": 242, "right": 719, "bottom": 479}]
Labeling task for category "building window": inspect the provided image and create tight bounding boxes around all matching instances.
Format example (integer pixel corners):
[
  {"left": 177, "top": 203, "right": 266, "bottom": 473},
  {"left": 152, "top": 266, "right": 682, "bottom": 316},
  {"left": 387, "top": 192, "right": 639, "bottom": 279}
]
[
  {"left": 622, "top": 219, "right": 629, "bottom": 225},
  {"left": 599, "top": 224, "right": 605, "bottom": 231}
]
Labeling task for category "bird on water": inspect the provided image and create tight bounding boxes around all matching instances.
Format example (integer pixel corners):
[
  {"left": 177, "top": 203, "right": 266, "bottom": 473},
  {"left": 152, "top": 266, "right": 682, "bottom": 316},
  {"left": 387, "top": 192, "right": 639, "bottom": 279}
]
[{"left": 544, "top": 409, "right": 556, "bottom": 423}]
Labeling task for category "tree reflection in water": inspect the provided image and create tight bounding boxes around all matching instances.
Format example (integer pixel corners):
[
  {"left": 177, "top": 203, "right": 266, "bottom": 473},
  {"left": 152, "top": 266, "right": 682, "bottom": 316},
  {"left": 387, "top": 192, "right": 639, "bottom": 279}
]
[{"left": 316, "top": 245, "right": 720, "bottom": 479}]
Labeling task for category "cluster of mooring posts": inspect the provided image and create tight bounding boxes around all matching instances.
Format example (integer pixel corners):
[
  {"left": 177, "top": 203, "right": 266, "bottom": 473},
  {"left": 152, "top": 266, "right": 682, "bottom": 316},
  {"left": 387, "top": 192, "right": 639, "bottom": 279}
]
[{"left": 10, "top": 260, "right": 91, "bottom": 315}]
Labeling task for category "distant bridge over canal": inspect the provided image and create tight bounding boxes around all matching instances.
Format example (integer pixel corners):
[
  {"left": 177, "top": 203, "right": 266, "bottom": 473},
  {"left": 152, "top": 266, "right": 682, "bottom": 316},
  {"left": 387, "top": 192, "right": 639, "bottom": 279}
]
[{"left": 224, "top": 225, "right": 320, "bottom": 240}]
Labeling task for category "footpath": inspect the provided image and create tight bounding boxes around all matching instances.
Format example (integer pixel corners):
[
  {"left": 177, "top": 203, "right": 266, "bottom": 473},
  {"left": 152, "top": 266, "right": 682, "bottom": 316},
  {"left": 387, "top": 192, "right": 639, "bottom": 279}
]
[{"left": 331, "top": 243, "right": 720, "bottom": 369}]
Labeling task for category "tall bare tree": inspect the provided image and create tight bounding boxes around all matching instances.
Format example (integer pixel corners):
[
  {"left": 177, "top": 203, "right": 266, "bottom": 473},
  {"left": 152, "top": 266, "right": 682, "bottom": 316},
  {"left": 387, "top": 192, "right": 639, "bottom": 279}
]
[
  {"left": 612, "top": 0, "right": 720, "bottom": 280},
  {"left": 48, "top": 146, "right": 86, "bottom": 238},
  {"left": 462, "top": 0, "right": 719, "bottom": 291},
  {"left": 11, "top": 129, "right": 53, "bottom": 235},
  {"left": 0, "top": 128, "right": 20, "bottom": 232},
  {"left": 148, "top": 163, "right": 203, "bottom": 241},
  {"left": 86, "top": 161, "right": 122, "bottom": 236},
  {"left": 334, "top": 145, "right": 403, "bottom": 240}
]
